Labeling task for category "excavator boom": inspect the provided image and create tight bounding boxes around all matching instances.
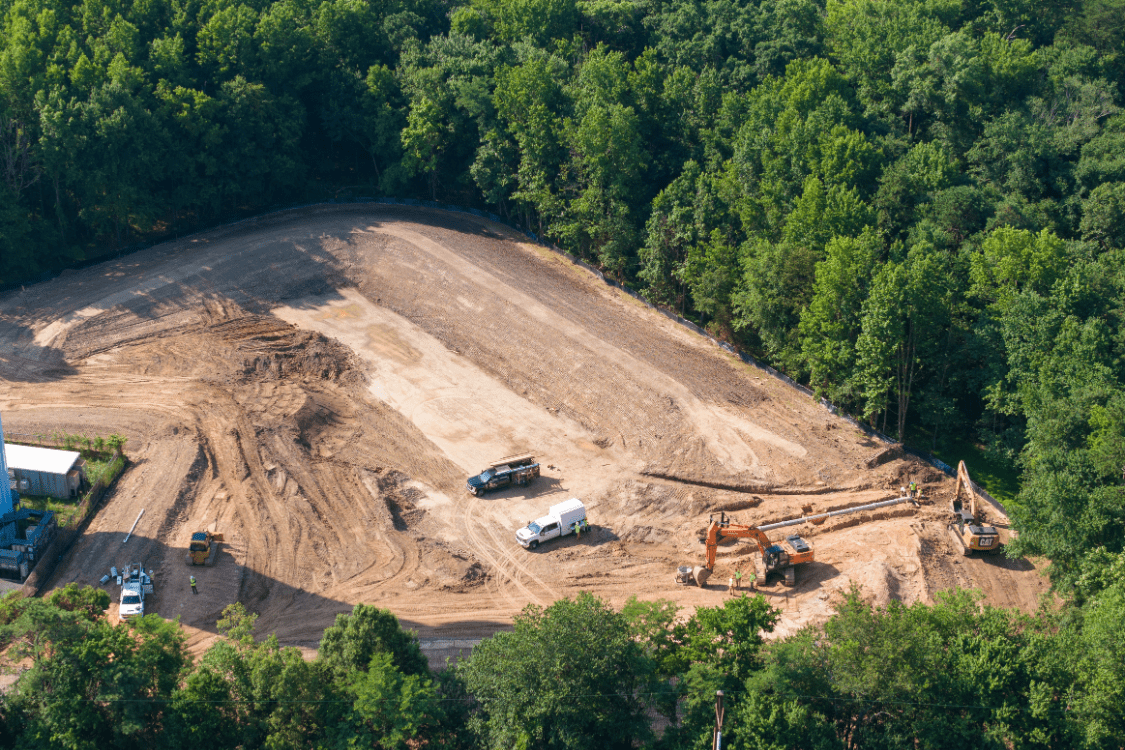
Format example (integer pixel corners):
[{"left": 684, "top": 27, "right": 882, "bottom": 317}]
[
  {"left": 703, "top": 519, "right": 773, "bottom": 571},
  {"left": 683, "top": 513, "right": 813, "bottom": 587}
]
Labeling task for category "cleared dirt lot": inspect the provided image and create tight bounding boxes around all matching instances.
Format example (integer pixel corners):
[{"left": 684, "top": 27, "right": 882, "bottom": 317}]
[{"left": 0, "top": 206, "right": 1048, "bottom": 654}]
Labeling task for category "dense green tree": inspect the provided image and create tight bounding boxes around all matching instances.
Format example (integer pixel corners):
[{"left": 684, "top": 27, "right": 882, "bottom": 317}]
[
  {"left": 318, "top": 602, "right": 429, "bottom": 677},
  {"left": 12, "top": 614, "right": 189, "bottom": 750},
  {"left": 458, "top": 592, "right": 656, "bottom": 750},
  {"left": 856, "top": 243, "right": 958, "bottom": 439},
  {"left": 799, "top": 228, "right": 884, "bottom": 403},
  {"left": 472, "top": 0, "right": 579, "bottom": 46},
  {"left": 1080, "top": 181, "right": 1125, "bottom": 247}
]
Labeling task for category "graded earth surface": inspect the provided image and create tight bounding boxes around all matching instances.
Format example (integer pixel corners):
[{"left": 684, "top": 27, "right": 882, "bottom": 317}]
[{"left": 0, "top": 206, "right": 1049, "bottom": 660}]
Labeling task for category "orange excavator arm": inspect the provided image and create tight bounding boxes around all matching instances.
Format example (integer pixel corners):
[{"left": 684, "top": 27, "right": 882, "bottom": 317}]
[{"left": 703, "top": 518, "right": 772, "bottom": 571}]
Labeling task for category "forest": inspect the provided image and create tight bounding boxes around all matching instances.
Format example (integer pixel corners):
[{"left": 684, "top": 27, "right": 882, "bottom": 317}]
[
  {"left": 3, "top": 581, "right": 1125, "bottom": 749},
  {"left": 3, "top": 0, "right": 1125, "bottom": 583},
  {"left": 1, "top": 0, "right": 1125, "bottom": 745}
]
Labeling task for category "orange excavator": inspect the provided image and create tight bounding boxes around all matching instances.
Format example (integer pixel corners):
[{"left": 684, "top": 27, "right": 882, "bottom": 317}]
[{"left": 675, "top": 512, "right": 815, "bottom": 588}]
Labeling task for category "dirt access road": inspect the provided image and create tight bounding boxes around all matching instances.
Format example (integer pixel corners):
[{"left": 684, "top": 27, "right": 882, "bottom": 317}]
[{"left": 0, "top": 206, "right": 1048, "bottom": 655}]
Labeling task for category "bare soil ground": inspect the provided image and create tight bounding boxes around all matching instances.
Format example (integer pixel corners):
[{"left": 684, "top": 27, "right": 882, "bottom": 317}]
[{"left": 0, "top": 206, "right": 1049, "bottom": 657}]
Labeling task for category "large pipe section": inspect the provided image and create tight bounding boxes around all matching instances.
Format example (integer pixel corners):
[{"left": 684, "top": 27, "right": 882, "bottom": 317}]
[
  {"left": 123, "top": 508, "right": 145, "bottom": 544},
  {"left": 758, "top": 496, "right": 912, "bottom": 532}
]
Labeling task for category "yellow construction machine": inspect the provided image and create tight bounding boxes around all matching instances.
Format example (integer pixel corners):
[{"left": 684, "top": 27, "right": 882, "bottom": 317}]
[
  {"left": 948, "top": 461, "right": 1009, "bottom": 555},
  {"left": 186, "top": 529, "right": 224, "bottom": 566},
  {"left": 675, "top": 512, "right": 815, "bottom": 587}
]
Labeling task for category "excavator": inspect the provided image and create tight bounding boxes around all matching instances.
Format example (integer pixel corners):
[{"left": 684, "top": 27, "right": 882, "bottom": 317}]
[
  {"left": 948, "top": 460, "right": 1008, "bottom": 555},
  {"left": 675, "top": 512, "right": 814, "bottom": 588}
]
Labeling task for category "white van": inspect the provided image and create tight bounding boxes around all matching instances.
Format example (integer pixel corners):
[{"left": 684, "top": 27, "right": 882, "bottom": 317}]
[{"left": 516, "top": 498, "right": 587, "bottom": 550}]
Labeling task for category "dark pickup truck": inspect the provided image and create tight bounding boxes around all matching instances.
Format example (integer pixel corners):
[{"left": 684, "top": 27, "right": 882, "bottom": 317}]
[{"left": 466, "top": 454, "right": 540, "bottom": 495}]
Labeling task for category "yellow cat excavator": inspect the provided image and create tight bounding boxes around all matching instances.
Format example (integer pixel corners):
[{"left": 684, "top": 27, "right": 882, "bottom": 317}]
[
  {"left": 675, "top": 512, "right": 815, "bottom": 587},
  {"left": 948, "top": 461, "right": 1010, "bottom": 555}
]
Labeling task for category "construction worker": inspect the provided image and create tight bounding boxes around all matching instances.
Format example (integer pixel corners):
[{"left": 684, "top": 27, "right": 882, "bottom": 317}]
[
  {"left": 190, "top": 575, "right": 198, "bottom": 595},
  {"left": 727, "top": 575, "right": 735, "bottom": 595},
  {"left": 909, "top": 481, "right": 918, "bottom": 499},
  {"left": 734, "top": 567, "right": 743, "bottom": 591},
  {"left": 574, "top": 520, "right": 581, "bottom": 539},
  {"left": 748, "top": 571, "right": 757, "bottom": 591}
]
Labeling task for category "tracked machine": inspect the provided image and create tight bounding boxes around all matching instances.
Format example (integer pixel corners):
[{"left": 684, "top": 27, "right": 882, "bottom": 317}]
[
  {"left": 186, "top": 529, "right": 224, "bottom": 566},
  {"left": 949, "top": 461, "right": 1011, "bottom": 556},
  {"left": 675, "top": 493, "right": 923, "bottom": 589},
  {"left": 675, "top": 512, "right": 815, "bottom": 588}
]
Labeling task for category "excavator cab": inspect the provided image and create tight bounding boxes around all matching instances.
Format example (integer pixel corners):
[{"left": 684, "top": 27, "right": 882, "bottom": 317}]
[{"left": 763, "top": 545, "right": 788, "bottom": 573}]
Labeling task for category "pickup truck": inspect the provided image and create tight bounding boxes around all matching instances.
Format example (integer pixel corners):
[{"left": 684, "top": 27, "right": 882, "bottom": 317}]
[
  {"left": 119, "top": 581, "right": 145, "bottom": 619},
  {"left": 119, "top": 563, "right": 153, "bottom": 620},
  {"left": 466, "top": 454, "right": 540, "bottom": 495},
  {"left": 516, "top": 498, "right": 587, "bottom": 550}
]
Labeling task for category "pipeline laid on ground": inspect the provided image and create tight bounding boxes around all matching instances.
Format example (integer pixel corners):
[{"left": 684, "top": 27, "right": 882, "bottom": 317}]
[
  {"left": 123, "top": 508, "right": 145, "bottom": 544},
  {"left": 758, "top": 495, "right": 912, "bottom": 532}
]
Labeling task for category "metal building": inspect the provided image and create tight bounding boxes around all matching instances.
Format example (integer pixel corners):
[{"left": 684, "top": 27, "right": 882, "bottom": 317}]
[
  {"left": 4, "top": 444, "right": 86, "bottom": 498},
  {"left": 0, "top": 413, "right": 11, "bottom": 516}
]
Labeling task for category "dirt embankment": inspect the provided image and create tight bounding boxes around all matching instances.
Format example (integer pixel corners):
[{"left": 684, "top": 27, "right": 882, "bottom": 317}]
[{"left": 0, "top": 206, "right": 1048, "bottom": 654}]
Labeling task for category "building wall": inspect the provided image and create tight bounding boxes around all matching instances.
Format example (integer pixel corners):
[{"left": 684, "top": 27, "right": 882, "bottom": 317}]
[
  {"left": 11, "top": 468, "right": 68, "bottom": 498},
  {"left": 0, "top": 414, "right": 11, "bottom": 516}
]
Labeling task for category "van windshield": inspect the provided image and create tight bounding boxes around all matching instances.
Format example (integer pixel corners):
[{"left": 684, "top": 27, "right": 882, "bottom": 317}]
[
  {"left": 122, "top": 595, "right": 141, "bottom": 605},
  {"left": 527, "top": 522, "right": 541, "bottom": 534}
]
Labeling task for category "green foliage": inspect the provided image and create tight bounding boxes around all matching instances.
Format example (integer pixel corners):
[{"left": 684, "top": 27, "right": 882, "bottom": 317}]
[
  {"left": 12, "top": 614, "right": 189, "bottom": 750},
  {"left": 620, "top": 595, "right": 681, "bottom": 678},
  {"left": 800, "top": 228, "right": 883, "bottom": 401},
  {"left": 45, "top": 584, "right": 110, "bottom": 621},
  {"left": 318, "top": 602, "right": 429, "bottom": 677},
  {"left": 5, "top": 582, "right": 1125, "bottom": 749},
  {"left": 727, "top": 691, "right": 841, "bottom": 750},
  {"left": 458, "top": 592, "right": 656, "bottom": 749},
  {"left": 676, "top": 593, "right": 780, "bottom": 685},
  {"left": 332, "top": 652, "right": 442, "bottom": 748},
  {"left": 743, "top": 587, "right": 1077, "bottom": 750}
]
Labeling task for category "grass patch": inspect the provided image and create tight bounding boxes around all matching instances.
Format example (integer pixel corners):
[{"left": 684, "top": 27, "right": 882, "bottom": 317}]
[
  {"left": 913, "top": 433, "right": 1021, "bottom": 505},
  {"left": 18, "top": 495, "right": 80, "bottom": 528},
  {"left": 84, "top": 454, "right": 124, "bottom": 486}
]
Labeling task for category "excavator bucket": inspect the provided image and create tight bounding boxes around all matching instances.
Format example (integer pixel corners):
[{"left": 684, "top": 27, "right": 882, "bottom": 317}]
[{"left": 692, "top": 567, "right": 712, "bottom": 587}]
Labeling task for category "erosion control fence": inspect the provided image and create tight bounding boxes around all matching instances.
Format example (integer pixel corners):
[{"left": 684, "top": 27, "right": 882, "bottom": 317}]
[{"left": 20, "top": 451, "right": 125, "bottom": 597}]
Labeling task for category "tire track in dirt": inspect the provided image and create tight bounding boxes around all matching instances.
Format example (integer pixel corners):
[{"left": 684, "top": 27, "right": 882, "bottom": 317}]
[
  {"left": 475, "top": 508, "right": 560, "bottom": 603},
  {"left": 374, "top": 225, "right": 805, "bottom": 475},
  {"left": 461, "top": 493, "right": 540, "bottom": 608}
]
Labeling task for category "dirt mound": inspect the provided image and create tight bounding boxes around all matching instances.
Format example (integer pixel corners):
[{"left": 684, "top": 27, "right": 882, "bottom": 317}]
[{"left": 0, "top": 205, "right": 1048, "bottom": 652}]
